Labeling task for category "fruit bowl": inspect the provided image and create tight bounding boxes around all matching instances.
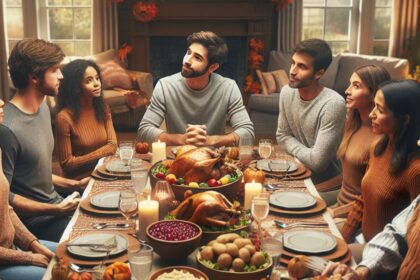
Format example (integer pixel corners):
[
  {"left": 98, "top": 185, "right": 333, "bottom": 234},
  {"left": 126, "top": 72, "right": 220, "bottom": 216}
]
[
  {"left": 149, "top": 161, "right": 243, "bottom": 201},
  {"left": 146, "top": 220, "right": 202, "bottom": 263},
  {"left": 149, "top": 266, "right": 209, "bottom": 280}
]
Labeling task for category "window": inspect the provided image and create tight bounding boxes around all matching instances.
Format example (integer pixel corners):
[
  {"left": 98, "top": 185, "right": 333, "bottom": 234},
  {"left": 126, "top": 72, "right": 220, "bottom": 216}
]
[
  {"left": 302, "top": 0, "right": 393, "bottom": 55},
  {"left": 4, "top": 0, "right": 24, "bottom": 55},
  {"left": 3, "top": 0, "right": 93, "bottom": 56},
  {"left": 372, "top": 0, "right": 392, "bottom": 56},
  {"left": 39, "top": 0, "right": 93, "bottom": 56},
  {"left": 302, "top": 0, "right": 358, "bottom": 54}
]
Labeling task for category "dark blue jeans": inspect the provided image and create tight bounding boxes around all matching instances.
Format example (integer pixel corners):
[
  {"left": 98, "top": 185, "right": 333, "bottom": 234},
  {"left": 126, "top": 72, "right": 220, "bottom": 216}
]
[
  {"left": 0, "top": 240, "right": 57, "bottom": 280},
  {"left": 23, "top": 215, "right": 71, "bottom": 242}
]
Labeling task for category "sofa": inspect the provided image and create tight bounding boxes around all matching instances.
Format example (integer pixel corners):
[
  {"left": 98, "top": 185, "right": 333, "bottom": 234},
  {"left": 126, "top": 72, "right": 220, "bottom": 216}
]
[
  {"left": 247, "top": 51, "right": 410, "bottom": 139},
  {"left": 46, "top": 49, "right": 153, "bottom": 130}
]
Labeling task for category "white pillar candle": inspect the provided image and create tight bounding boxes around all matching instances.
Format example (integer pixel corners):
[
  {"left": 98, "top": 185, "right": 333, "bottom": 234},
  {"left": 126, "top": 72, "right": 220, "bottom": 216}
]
[
  {"left": 152, "top": 140, "right": 166, "bottom": 164},
  {"left": 244, "top": 180, "right": 262, "bottom": 210},
  {"left": 138, "top": 196, "right": 159, "bottom": 240}
]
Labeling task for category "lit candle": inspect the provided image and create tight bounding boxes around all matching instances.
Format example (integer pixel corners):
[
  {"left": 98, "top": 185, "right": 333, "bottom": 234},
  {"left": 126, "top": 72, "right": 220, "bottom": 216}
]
[
  {"left": 244, "top": 180, "right": 262, "bottom": 210},
  {"left": 152, "top": 140, "right": 166, "bottom": 164},
  {"left": 138, "top": 195, "right": 159, "bottom": 240}
]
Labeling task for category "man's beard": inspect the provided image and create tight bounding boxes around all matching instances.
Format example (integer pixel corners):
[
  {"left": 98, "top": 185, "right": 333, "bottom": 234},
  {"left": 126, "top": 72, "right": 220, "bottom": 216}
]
[
  {"left": 288, "top": 76, "right": 315, "bottom": 89},
  {"left": 38, "top": 79, "right": 58, "bottom": 96},
  {"left": 181, "top": 65, "right": 209, "bottom": 78}
]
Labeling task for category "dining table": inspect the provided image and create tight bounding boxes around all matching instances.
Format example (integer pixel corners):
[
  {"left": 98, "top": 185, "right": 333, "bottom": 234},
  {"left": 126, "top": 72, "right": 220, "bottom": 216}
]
[{"left": 42, "top": 147, "right": 355, "bottom": 280}]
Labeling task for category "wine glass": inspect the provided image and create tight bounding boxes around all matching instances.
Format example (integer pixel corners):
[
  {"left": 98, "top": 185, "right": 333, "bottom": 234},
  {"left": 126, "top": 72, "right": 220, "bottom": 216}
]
[
  {"left": 259, "top": 139, "right": 272, "bottom": 159},
  {"left": 99, "top": 235, "right": 118, "bottom": 268},
  {"left": 119, "top": 191, "right": 138, "bottom": 228},
  {"left": 251, "top": 195, "right": 269, "bottom": 243},
  {"left": 119, "top": 141, "right": 134, "bottom": 166}
]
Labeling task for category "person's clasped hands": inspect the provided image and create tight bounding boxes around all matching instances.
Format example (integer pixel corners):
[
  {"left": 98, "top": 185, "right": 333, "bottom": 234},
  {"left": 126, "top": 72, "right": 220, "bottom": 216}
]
[
  {"left": 56, "top": 191, "right": 81, "bottom": 215},
  {"left": 321, "top": 262, "right": 370, "bottom": 280},
  {"left": 185, "top": 124, "right": 208, "bottom": 146}
]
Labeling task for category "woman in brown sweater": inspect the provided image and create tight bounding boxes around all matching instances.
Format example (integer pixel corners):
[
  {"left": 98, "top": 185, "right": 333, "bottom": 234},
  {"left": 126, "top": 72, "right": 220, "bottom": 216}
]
[
  {"left": 342, "top": 80, "right": 420, "bottom": 261},
  {"left": 0, "top": 99, "right": 56, "bottom": 280},
  {"left": 56, "top": 60, "right": 117, "bottom": 179},
  {"left": 335, "top": 65, "right": 390, "bottom": 209}
]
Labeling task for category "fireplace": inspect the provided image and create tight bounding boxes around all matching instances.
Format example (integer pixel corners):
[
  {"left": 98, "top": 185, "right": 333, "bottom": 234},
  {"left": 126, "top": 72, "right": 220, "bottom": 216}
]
[
  {"left": 118, "top": 0, "right": 274, "bottom": 93},
  {"left": 150, "top": 36, "right": 248, "bottom": 86}
]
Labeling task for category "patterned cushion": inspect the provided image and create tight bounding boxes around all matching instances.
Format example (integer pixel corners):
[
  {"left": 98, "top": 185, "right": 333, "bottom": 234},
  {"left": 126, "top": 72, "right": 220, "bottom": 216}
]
[
  {"left": 256, "top": 69, "right": 289, "bottom": 95},
  {"left": 98, "top": 60, "right": 133, "bottom": 90}
]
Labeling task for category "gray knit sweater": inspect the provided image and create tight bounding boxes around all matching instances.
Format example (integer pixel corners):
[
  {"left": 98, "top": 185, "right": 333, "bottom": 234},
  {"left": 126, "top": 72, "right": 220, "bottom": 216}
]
[
  {"left": 138, "top": 73, "right": 254, "bottom": 143},
  {"left": 276, "top": 85, "right": 346, "bottom": 184}
]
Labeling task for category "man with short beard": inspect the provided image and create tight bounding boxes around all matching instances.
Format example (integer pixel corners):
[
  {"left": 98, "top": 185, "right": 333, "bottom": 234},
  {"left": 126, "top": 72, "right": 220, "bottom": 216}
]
[
  {"left": 138, "top": 31, "right": 254, "bottom": 147},
  {"left": 276, "top": 39, "right": 346, "bottom": 204},
  {"left": 0, "top": 39, "right": 89, "bottom": 242}
]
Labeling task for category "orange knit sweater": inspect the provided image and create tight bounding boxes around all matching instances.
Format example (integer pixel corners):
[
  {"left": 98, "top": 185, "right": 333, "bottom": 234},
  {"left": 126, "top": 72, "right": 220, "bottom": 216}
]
[
  {"left": 361, "top": 141, "right": 420, "bottom": 241},
  {"left": 337, "top": 125, "right": 374, "bottom": 206},
  {"left": 397, "top": 203, "right": 420, "bottom": 279},
  {"left": 55, "top": 105, "right": 117, "bottom": 179}
]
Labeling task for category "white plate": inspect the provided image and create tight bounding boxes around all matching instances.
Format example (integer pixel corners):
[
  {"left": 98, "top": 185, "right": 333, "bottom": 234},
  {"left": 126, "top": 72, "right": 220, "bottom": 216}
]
[
  {"left": 67, "top": 233, "right": 128, "bottom": 259},
  {"left": 106, "top": 158, "right": 143, "bottom": 173},
  {"left": 283, "top": 230, "right": 337, "bottom": 254},
  {"left": 269, "top": 191, "right": 316, "bottom": 210},
  {"left": 257, "top": 159, "right": 298, "bottom": 173},
  {"left": 90, "top": 191, "right": 120, "bottom": 209}
]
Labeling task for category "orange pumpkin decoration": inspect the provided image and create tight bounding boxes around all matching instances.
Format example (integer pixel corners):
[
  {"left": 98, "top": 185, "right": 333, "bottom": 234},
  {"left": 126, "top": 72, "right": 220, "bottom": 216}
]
[
  {"left": 225, "top": 147, "right": 239, "bottom": 160},
  {"left": 67, "top": 271, "right": 92, "bottom": 280},
  {"left": 135, "top": 142, "right": 149, "bottom": 154},
  {"left": 103, "top": 262, "right": 131, "bottom": 280},
  {"left": 287, "top": 255, "right": 312, "bottom": 279},
  {"left": 243, "top": 168, "right": 265, "bottom": 184},
  {"left": 51, "top": 261, "right": 69, "bottom": 280}
]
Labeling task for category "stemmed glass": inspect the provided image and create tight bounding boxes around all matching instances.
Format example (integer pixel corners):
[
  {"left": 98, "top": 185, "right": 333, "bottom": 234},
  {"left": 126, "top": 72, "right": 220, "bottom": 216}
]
[
  {"left": 259, "top": 139, "right": 272, "bottom": 159},
  {"left": 131, "top": 168, "right": 149, "bottom": 196},
  {"left": 251, "top": 195, "right": 269, "bottom": 243},
  {"left": 98, "top": 236, "right": 118, "bottom": 268},
  {"left": 119, "top": 141, "right": 134, "bottom": 166},
  {"left": 119, "top": 191, "right": 138, "bottom": 228}
]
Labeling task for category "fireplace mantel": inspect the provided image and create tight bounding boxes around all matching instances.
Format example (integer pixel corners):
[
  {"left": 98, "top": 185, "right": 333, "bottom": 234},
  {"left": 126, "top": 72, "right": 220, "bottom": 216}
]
[{"left": 118, "top": 0, "right": 274, "bottom": 73}]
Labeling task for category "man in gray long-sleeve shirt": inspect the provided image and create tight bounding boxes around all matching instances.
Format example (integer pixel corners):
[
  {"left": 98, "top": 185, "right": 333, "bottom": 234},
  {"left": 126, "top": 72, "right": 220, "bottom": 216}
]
[
  {"left": 138, "top": 31, "right": 254, "bottom": 147},
  {"left": 276, "top": 39, "right": 346, "bottom": 197}
]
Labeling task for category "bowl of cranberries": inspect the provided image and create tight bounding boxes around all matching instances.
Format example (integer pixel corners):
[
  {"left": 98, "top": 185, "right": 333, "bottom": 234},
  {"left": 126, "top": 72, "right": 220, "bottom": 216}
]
[{"left": 146, "top": 220, "right": 202, "bottom": 262}]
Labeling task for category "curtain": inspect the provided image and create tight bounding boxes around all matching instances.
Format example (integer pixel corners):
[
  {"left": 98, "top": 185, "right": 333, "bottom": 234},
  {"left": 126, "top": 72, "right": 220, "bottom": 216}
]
[
  {"left": 92, "top": 1, "right": 119, "bottom": 54},
  {"left": 276, "top": 0, "right": 303, "bottom": 52},
  {"left": 0, "top": 2, "right": 11, "bottom": 101},
  {"left": 389, "top": 0, "right": 419, "bottom": 58}
]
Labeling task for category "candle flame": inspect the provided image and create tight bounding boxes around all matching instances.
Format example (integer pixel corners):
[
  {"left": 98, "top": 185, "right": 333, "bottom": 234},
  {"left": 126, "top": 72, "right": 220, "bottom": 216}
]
[
  {"left": 147, "top": 195, "right": 151, "bottom": 200},
  {"left": 252, "top": 179, "right": 255, "bottom": 183}
]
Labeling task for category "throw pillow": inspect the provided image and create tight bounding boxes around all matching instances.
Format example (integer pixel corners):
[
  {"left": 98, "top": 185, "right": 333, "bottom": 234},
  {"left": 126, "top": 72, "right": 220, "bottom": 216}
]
[
  {"left": 256, "top": 69, "right": 289, "bottom": 95},
  {"left": 98, "top": 60, "right": 133, "bottom": 90}
]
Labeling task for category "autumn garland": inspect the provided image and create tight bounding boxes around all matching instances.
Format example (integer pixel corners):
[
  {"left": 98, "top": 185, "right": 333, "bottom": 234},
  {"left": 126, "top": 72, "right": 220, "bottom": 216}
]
[{"left": 244, "top": 38, "right": 265, "bottom": 95}]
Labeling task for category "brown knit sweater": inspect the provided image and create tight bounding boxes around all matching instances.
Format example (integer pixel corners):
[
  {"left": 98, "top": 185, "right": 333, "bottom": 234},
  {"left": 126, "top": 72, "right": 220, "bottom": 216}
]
[
  {"left": 337, "top": 125, "right": 374, "bottom": 206},
  {"left": 0, "top": 164, "right": 37, "bottom": 265},
  {"left": 361, "top": 140, "right": 420, "bottom": 241},
  {"left": 55, "top": 104, "right": 117, "bottom": 179},
  {"left": 398, "top": 202, "right": 420, "bottom": 279}
]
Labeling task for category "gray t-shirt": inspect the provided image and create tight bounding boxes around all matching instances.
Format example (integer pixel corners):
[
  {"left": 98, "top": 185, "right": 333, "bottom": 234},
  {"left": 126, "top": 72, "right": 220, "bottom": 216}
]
[
  {"left": 138, "top": 72, "right": 255, "bottom": 143},
  {"left": 276, "top": 85, "right": 346, "bottom": 184},
  {"left": 1, "top": 101, "right": 61, "bottom": 204}
]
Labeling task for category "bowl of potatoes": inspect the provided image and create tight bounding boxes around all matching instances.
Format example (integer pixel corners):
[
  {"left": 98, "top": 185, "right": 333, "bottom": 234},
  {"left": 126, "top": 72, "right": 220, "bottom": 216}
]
[{"left": 196, "top": 233, "right": 273, "bottom": 280}]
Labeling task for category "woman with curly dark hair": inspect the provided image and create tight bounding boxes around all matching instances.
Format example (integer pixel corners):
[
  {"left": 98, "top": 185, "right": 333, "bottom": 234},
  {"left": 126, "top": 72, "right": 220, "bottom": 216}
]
[{"left": 56, "top": 59, "right": 117, "bottom": 179}]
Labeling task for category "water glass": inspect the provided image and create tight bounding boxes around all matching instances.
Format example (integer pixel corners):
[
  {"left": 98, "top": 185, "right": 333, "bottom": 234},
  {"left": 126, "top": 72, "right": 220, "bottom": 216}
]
[
  {"left": 119, "top": 141, "right": 134, "bottom": 166},
  {"left": 131, "top": 168, "right": 149, "bottom": 195},
  {"left": 261, "top": 233, "right": 284, "bottom": 279},
  {"left": 259, "top": 139, "right": 272, "bottom": 159},
  {"left": 128, "top": 244, "right": 153, "bottom": 280},
  {"left": 239, "top": 135, "right": 254, "bottom": 165}
]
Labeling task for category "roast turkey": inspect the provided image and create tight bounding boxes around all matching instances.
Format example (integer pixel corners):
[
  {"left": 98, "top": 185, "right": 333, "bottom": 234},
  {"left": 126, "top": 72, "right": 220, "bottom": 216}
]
[{"left": 170, "top": 191, "right": 241, "bottom": 227}]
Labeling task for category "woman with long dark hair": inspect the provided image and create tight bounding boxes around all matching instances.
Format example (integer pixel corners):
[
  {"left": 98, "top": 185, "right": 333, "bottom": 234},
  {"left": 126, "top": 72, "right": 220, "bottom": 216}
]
[
  {"left": 334, "top": 65, "right": 390, "bottom": 210},
  {"left": 56, "top": 59, "right": 117, "bottom": 179},
  {"left": 342, "top": 80, "right": 420, "bottom": 261}
]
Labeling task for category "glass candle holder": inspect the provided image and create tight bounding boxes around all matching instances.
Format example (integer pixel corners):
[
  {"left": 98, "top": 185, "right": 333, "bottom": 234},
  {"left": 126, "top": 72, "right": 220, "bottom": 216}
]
[{"left": 151, "top": 180, "right": 176, "bottom": 220}]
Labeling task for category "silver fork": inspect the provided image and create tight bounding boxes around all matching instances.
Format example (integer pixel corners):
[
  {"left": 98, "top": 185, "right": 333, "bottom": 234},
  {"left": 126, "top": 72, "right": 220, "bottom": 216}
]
[
  {"left": 274, "top": 220, "right": 328, "bottom": 229},
  {"left": 301, "top": 256, "right": 329, "bottom": 273}
]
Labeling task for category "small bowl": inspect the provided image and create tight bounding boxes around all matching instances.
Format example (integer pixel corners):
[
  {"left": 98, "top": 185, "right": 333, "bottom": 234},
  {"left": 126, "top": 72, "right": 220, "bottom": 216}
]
[
  {"left": 149, "top": 161, "right": 243, "bottom": 201},
  {"left": 146, "top": 220, "right": 202, "bottom": 263},
  {"left": 149, "top": 266, "right": 209, "bottom": 280},
  {"left": 196, "top": 251, "right": 273, "bottom": 280}
]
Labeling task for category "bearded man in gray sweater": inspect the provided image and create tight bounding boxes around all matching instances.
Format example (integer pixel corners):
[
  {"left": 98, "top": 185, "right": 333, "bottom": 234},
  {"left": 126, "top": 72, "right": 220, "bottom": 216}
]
[
  {"left": 276, "top": 39, "right": 346, "bottom": 203},
  {"left": 138, "top": 31, "right": 254, "bottom": 147}
]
